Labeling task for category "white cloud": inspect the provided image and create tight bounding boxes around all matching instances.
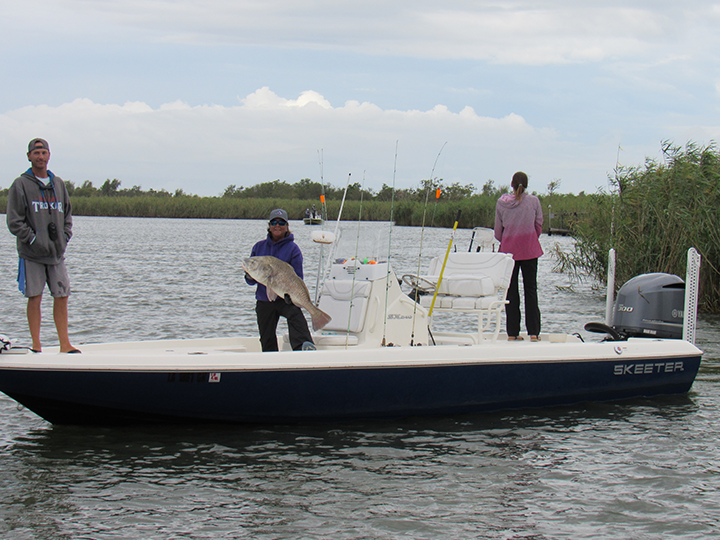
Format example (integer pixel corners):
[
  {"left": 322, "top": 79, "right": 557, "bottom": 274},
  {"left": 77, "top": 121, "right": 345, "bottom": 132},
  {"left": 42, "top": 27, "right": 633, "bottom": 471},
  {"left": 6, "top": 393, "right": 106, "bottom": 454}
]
[
  {"left": 241, "top": 88, "right": 333, "bottom": 109},
  {"left": 1, "top": 88, "right": 608, "bottom": 196}
]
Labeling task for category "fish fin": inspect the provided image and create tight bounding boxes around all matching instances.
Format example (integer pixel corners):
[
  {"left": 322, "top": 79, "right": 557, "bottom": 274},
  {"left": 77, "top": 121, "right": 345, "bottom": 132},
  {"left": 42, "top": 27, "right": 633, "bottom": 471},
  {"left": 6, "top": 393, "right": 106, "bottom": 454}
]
[
  {"left": 266, "top": 288, "right": 278, "bottom": 302},
  {"left": 311, "top": 308, "right": 332, "bottom": 331},
  {"left": 284, "top": 294, "right": 293, "bottom": 305}
]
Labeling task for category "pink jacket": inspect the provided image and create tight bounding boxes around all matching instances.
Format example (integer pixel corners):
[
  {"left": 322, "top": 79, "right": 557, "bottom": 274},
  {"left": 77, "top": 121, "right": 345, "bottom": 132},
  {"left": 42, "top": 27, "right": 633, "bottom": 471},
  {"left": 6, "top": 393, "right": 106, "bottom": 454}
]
[{"left": 494, "top": 192, "right": 543, "bottom": 261}]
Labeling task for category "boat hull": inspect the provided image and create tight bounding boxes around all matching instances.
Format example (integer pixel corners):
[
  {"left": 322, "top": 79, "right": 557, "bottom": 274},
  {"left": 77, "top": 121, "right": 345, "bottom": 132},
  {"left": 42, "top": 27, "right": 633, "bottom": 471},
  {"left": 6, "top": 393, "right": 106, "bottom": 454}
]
[{"left": 0, "top": 338, "right": 702, "bottom": 425}]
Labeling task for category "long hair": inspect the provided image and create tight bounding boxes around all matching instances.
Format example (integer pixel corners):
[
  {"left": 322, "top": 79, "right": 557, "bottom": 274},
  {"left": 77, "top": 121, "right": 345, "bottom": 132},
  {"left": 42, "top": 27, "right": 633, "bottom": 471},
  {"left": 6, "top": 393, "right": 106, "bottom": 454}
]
[{"left": 511, "top": 171, "right": 528, "bottom": 199}]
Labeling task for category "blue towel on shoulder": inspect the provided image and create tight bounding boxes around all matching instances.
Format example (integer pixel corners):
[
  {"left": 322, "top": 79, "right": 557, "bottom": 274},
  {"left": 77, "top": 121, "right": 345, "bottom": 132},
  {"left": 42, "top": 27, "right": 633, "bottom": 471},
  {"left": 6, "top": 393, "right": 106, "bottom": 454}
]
[{"left": 17, "top": 259, "right": 26, "bottom": 295}]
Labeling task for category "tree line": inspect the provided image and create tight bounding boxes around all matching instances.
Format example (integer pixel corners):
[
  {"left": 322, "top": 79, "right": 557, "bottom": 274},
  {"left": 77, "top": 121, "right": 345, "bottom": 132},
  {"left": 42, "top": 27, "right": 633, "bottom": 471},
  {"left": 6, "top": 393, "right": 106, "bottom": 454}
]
[
  {"left": 0, "top": 174, "right": 588, "bottom": 230},
  {"left": 33, "top": 176, "right": 502, "bottom": 202}
]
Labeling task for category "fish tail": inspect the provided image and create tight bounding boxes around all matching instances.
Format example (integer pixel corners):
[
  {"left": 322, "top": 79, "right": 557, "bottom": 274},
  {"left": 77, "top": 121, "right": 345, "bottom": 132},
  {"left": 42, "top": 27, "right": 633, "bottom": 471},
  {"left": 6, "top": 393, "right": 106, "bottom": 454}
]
[{"left": 309, "top": 306, "right": 332, "bottom": 331}]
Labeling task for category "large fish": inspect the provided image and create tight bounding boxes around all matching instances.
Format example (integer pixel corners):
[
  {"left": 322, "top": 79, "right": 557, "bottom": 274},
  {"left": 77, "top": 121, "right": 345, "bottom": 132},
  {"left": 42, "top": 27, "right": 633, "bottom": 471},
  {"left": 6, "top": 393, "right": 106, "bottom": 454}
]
[{"left": 242, "top": 256, "right": 332, "bottom": 331}]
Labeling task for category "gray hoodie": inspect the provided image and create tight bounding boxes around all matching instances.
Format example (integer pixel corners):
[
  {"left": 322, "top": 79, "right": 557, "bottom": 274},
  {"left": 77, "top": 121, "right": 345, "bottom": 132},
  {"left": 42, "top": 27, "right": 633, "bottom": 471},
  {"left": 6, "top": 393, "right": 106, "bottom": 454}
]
[{"left": 6, "top": 170, "right": 73, "bottom": 265}]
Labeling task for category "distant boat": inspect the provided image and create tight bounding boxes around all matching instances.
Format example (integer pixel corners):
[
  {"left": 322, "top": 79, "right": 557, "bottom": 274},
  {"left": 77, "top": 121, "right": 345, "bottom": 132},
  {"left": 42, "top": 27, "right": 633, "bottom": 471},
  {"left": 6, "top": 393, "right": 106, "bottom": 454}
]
[{"left": 304, "top": 217, "right": 323, "bottom": 225}]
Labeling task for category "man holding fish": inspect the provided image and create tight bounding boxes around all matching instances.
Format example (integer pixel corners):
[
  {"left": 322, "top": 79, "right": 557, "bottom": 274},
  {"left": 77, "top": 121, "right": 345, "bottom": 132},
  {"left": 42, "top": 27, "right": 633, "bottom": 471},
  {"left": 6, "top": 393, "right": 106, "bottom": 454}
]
[{"left": 243, "top": 209, "right": 330, "bottom": 352}]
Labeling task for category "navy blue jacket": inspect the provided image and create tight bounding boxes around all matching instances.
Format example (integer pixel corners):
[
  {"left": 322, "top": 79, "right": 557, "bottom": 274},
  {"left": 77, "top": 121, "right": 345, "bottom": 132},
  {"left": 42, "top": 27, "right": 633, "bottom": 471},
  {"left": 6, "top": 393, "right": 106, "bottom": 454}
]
[{"left": 245, "top": 232, "right": 304, "bottom": 301}]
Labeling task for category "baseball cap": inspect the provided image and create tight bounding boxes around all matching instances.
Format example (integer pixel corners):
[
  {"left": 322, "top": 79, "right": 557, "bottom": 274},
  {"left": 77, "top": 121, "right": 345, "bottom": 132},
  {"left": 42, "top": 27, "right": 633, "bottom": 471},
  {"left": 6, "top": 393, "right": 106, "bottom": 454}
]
[
  {"left": 28, "top": 138, "right": 50, "bottom": 153},
  {"left": 268, "top": 209, "right": 289, "bottom": 222}
]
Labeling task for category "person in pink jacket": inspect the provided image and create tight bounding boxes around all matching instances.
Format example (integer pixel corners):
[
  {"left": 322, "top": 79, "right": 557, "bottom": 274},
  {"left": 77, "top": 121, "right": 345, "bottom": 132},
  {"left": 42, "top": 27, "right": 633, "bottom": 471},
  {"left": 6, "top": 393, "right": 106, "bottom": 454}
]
[{"left": 494, "top": 171, "right": 544, "bottom": 341}]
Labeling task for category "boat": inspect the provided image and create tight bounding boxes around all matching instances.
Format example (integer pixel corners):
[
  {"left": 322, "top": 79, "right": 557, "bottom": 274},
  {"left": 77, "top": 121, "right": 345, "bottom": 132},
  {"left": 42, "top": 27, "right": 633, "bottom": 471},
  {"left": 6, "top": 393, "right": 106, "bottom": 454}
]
[
  {"left": 0, "top": 226, "right": 704, "bottom": 426},
  {"left": 303, "top": 217, "right": 323, "bottom": 225}
]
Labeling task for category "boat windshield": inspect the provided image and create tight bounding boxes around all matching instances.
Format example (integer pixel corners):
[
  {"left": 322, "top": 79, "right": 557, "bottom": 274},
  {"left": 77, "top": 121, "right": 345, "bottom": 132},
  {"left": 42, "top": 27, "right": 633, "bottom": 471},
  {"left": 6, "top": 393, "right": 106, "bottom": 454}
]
[{"left": 330, "top": 221, "right": 394, "bottom": 265}]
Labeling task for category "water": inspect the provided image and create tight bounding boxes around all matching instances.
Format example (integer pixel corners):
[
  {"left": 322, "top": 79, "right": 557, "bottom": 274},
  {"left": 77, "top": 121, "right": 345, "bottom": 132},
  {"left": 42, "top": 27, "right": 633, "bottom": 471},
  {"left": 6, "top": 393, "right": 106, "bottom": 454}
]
[{"left": 1, "top": 217, "right": 719, "bottom": 539}]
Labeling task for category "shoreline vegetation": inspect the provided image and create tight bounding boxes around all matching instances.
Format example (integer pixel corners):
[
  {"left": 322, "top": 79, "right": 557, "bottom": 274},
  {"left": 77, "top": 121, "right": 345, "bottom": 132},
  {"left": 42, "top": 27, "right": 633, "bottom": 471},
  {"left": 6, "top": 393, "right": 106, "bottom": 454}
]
[
  {"left": 2, "top": 141, "right": 719, "bottom": 312},
  {"left": 555, "top": 141, "right": 720, "bottom": 313},
  {"left": 0, "top": 177, "right": 585, "bottom": 231}
]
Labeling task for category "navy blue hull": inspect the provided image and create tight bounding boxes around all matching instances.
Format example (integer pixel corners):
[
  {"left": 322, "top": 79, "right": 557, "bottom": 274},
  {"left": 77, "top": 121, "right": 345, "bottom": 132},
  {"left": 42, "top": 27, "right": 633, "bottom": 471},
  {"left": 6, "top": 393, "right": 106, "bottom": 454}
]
[{"left": 0, "top": 354, "right": 702, "bottom": 425}]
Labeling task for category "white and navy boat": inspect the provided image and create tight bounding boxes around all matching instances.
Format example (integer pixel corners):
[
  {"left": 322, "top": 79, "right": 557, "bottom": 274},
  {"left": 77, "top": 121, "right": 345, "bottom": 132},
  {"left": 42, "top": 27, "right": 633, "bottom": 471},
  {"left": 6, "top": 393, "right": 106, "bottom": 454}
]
[{"left": 0, "top": 230, "right": 704, "bottom": 426}]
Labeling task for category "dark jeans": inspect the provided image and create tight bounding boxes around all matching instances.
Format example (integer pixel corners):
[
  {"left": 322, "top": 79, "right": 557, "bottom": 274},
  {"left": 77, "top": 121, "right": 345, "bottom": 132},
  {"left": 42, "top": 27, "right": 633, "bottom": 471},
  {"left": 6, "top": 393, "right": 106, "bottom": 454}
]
[
  {"left": 505, "top": 258, "right": 541, "bottom": 337},
  {"left": 256, "top": 299, "right": 314, "bottom": 351}
]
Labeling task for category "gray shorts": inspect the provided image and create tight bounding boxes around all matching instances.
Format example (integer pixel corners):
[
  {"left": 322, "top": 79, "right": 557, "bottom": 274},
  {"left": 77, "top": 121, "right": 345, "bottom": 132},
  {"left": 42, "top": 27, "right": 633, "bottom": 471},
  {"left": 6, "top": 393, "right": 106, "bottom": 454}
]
[{"left": 21, "top": 259, "right": 71, "bottom": 298}]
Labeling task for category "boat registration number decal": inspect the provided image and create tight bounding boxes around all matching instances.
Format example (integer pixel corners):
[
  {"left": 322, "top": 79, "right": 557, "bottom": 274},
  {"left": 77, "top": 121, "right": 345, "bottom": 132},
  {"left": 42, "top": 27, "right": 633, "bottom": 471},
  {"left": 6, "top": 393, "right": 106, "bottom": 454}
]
[
  {"left": 166, "top": 372, "right": 221, "bottom": 383},
  {"left": 613, "top": 361, "right": 684, "bottom": 376}
]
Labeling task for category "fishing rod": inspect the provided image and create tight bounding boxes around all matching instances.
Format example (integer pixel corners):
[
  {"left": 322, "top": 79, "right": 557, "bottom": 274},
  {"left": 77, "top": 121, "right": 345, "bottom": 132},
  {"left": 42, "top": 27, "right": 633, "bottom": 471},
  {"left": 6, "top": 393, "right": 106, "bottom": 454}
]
[
  {"left": 612, "top": 144, "right": 622, "bottom": 239},
  {"left": 428, "top": 209, "right": 461, "bottom": 318},
  {"left": 345, "top": 171, "right": 367, "bottom": 348},
  {"left": 333, "top": 173, "right": 351, "bottom": 239},
  {"left": 412, "top": 143, "right": 446, "bottom": 286},
  {"left": 319, "top": 149, "right": 328, "bottom": 222},
  {"left": 381, "top": 141, "right": 399, "bottom": 346},
  {"left": 313, "top": 149, "right": 328, "bottom": 305},
  {"left": 409, "top": 142, "right": 447, "bottom": 346},
  {"left": 321, "top": 172, "right": 352, "bottom": 282}
]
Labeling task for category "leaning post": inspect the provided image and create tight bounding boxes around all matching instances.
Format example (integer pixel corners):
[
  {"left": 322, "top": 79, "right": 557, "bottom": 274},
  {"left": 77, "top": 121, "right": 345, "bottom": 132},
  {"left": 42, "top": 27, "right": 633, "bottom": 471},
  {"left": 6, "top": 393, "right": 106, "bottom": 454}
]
[
  {"left": 683, "top": 247, "right": 702, "bottom": 344},
  {"left": 605, "top": 248, "right": 616, "bottom": 326}
]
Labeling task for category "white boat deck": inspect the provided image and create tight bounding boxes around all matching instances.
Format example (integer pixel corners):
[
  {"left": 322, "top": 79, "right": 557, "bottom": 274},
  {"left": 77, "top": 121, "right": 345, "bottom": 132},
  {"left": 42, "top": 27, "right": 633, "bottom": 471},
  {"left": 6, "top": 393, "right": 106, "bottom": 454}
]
[{"left": 0, "top": 335, "right": 702, "bottom": 373}]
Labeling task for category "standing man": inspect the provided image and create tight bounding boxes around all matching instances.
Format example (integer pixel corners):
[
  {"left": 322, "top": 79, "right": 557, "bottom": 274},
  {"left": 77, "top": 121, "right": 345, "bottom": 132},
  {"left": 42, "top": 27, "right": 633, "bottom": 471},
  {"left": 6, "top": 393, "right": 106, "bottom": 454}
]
[{"left": 6, "top": 138, "right": 80, "bottom": 353}]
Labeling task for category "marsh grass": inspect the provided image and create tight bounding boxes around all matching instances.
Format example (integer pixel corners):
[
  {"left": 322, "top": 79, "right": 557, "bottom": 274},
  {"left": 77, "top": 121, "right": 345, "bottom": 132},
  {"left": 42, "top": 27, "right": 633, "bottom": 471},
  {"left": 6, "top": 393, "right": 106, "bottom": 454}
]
[
  {"left": 1, "top": 179, "right": 595, "bottom": 230},
  {"left": 0, "top": 195, "right": 527, "bottom": 229},
  {"left": 559, "top": 141, "right": 720, "bottom": 312}
]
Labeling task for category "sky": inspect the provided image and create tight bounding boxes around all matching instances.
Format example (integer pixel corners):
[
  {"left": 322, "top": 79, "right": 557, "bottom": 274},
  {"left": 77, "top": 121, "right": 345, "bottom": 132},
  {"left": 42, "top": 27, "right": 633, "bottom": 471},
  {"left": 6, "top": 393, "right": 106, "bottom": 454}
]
[{"left": 1, "top": 0, "right": 719, "bottom": 197}]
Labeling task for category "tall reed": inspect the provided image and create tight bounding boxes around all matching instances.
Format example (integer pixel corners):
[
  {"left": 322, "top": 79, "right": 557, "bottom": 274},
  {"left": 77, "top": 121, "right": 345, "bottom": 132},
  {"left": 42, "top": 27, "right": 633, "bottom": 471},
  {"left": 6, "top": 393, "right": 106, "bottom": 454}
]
[
  {"left": 559, "top": 142, "right": 720, "bottom": 312},
  {"left": 0, "top": 192, "right": 596, "bottom": 230}
]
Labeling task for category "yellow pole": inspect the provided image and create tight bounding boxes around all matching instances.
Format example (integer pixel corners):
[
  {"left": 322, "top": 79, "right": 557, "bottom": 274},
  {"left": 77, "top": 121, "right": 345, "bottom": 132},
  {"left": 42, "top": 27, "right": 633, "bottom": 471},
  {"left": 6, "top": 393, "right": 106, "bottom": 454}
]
[{"left": 429, "top": 209, "right": 461, "bottom": 317}]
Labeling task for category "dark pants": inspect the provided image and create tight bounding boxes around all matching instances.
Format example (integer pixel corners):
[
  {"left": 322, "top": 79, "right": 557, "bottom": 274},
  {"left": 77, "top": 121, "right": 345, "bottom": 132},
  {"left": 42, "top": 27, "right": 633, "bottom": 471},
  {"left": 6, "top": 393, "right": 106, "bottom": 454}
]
[
  {"left": 505, "top": 258, "right": 541, "bottom": 337},
  {"left": 256, "top": 299, "right": 314, "bottom": 352}
]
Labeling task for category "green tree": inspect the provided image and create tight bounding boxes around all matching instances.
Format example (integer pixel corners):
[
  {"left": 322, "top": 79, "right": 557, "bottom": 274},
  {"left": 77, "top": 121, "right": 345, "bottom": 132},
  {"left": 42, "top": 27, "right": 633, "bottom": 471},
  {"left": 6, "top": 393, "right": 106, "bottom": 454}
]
[
  {"left": 74, "top": 180, "right": 97, "bottom": 197},
  {"left": 443, "top": 181, "right": 476, "bottom": 200},
  {"left": 294, "top": 178, "right": 324, "bottom": 199},
  {"left": 100, "top": 178, "right": 121, "bottom": 196},
  {"left": 547, "top": 179, "right": 561, "bottom": 195}
]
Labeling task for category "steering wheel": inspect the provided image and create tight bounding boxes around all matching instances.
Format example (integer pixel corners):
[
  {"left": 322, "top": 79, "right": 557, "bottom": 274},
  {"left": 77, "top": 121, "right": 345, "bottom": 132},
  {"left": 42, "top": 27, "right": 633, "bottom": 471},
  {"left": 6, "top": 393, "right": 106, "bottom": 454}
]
[{"left": 402, "top": 274, "right": 437, "bottom": 293}]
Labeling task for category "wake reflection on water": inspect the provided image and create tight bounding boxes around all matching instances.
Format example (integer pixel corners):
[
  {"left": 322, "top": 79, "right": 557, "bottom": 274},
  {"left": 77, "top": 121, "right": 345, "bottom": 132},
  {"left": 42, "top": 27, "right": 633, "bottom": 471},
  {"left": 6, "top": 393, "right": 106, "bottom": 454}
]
[{"left": 1, "top": 217, "right": 719, "bottom": 539}]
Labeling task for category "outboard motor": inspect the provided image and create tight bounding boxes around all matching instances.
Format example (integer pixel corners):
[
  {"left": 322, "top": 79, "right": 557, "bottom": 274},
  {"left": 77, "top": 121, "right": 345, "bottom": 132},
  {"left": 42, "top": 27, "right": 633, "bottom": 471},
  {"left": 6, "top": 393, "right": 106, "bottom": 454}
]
[
  {"left": 613, "top": 273, "right": 685, "bottom": 338},
  {"left": 585, "top": 272, "right": 685, "bottom": 341}
]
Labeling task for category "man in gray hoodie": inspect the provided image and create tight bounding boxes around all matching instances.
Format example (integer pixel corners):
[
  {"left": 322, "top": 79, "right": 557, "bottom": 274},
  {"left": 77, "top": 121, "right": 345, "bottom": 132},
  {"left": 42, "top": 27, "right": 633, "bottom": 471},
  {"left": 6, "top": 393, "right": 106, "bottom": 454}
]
[{"left": 6, "top": 138, "right": 80, "bottom": 353}]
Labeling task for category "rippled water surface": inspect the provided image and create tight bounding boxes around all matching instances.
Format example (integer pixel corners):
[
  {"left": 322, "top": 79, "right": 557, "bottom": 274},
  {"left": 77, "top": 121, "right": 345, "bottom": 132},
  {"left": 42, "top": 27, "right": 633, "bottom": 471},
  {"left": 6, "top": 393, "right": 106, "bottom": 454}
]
[{"left": 1, "top": 217, "right": 719, "bottom": 539}]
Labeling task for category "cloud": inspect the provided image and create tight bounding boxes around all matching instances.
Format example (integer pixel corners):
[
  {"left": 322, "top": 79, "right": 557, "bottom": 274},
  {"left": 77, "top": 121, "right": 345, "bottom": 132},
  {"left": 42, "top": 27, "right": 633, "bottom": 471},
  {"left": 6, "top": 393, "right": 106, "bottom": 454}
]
[
  {"left": 2, "top": 3, "right": 718, "bottom": 198},
  {"left": 10, "top": 1, "right": 720, "bottom": 65},
  {"left": 1, "top": 87, "right": 607, "bottom": 196},
  {"left": 241, "top": 88, "right": 333, "bottom": 109}
]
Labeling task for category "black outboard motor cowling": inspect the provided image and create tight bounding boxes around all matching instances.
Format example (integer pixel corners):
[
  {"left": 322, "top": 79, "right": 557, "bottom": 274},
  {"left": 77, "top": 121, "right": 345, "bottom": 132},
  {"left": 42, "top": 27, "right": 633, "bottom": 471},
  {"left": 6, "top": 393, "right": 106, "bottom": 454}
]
[{"left": 613, "top": 273, "right": 685, "bottom": 339}]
